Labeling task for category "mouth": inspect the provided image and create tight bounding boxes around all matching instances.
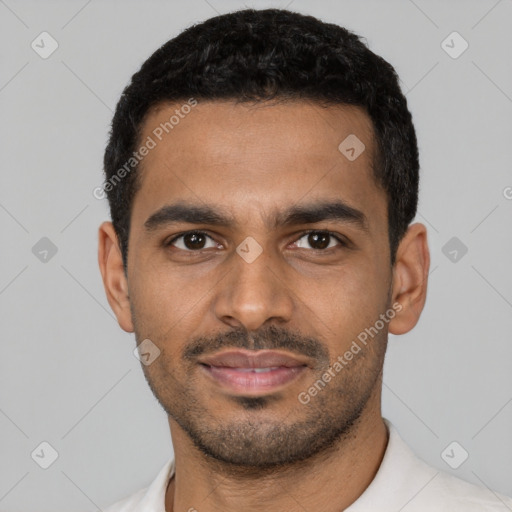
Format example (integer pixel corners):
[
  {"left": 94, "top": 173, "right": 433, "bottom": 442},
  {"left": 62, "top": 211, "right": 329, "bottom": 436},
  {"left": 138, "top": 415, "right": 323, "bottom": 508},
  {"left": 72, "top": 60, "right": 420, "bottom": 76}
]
[{"left": 198, "top": 349, "right": 310, "bottom": 396}]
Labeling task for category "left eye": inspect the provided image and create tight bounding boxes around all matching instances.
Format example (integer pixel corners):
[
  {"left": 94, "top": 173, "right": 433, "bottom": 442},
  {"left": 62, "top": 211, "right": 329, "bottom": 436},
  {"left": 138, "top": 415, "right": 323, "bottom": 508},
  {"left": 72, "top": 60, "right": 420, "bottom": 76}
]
[{"left": 293, "top": 231, "right": 344, "bottom": 251}]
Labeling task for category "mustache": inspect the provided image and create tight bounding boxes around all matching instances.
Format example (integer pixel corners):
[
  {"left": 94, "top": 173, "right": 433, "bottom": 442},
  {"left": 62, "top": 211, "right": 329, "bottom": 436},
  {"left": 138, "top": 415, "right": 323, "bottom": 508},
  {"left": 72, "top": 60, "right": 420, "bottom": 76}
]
[{"left": 182, "top": 324, "right": 330, "bottom": 366}]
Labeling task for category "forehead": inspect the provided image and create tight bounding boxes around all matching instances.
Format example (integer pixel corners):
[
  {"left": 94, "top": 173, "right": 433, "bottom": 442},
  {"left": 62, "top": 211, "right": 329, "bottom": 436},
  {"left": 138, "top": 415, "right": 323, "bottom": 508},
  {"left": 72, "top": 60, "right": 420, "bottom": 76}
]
[{"left": 131, "top": 100, "right": 385, "bottom": 228}]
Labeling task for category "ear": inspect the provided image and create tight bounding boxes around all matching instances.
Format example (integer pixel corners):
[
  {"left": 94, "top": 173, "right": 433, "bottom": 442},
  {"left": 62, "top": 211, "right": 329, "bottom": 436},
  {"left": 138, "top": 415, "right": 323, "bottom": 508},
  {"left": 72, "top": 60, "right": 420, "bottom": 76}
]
[
  {"left": 388, "top": 223, "right": 430, "bottom": 335},
  {"left": 98, "top": 221, "right": 134, "bottom": 333}
]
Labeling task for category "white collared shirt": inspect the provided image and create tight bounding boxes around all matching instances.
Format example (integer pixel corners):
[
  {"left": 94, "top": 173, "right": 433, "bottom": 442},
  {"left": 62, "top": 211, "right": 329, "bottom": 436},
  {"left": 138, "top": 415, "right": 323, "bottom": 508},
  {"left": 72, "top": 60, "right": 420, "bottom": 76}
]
[{"left": 104, "top": 419, "right": 512, "bottom": 511}]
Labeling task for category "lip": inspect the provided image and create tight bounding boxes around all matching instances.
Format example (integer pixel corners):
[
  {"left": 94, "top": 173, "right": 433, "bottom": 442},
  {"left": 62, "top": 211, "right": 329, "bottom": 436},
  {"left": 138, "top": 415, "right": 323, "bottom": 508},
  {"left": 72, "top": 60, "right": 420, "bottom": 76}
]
[
  {"left": 199, "top": 349, "right": 310, "bottom": 369},
  {"left": 198, "top": 349, "right": 309, "bottom": 396}
]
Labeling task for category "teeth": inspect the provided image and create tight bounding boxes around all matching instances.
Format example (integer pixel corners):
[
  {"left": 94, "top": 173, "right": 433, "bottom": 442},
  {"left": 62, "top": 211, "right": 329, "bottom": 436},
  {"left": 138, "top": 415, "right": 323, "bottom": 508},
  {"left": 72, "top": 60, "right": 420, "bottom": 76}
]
[{"left": 236, "top": 367, "right": 280, "bottom": 373}]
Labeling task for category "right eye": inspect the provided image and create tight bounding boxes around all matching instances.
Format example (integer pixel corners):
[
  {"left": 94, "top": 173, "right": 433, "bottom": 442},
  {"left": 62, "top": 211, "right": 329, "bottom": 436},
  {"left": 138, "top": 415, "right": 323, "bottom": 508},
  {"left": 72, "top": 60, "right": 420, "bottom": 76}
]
[{"left": 165, "top": 231, "right": 220, "bottom": 251}]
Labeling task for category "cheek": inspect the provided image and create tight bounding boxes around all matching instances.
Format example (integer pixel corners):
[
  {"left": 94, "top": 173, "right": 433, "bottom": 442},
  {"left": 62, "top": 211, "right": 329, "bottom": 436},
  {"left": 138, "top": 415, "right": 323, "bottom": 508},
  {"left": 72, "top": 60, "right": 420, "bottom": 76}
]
[
  {"left": 129, "top": 267, "right": 213, "bottom": 361},
  {"left": 132, "top": 259, "right": 201, "bottom": 311},
  {"left": 297, "top": 256, "right": 388, "bottom": 345},
  {"left": 129, "top": 271, "right": 182, "bottom": 337}
]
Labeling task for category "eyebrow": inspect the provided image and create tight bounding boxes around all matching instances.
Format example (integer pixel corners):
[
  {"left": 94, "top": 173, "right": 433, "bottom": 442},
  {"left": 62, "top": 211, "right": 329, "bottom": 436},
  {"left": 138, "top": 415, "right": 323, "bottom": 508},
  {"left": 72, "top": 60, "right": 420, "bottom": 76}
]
[{"left": 143, "top": 200, "right": 368, "bottom": 232}]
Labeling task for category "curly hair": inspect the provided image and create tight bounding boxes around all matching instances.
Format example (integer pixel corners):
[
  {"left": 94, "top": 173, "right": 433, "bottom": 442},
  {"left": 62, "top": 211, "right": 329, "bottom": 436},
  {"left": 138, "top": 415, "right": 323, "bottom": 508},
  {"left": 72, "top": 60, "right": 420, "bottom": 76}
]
[{"left": 103, "top": 8, "right": 419, "bottom": 270}]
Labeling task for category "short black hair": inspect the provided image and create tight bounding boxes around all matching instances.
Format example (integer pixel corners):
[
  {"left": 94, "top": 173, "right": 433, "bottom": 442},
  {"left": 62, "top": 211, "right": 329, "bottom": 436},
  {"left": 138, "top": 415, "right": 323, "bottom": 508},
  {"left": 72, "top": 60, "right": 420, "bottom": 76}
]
[{"left": 103, "top": 8, "right": 419, "bottom": 270}]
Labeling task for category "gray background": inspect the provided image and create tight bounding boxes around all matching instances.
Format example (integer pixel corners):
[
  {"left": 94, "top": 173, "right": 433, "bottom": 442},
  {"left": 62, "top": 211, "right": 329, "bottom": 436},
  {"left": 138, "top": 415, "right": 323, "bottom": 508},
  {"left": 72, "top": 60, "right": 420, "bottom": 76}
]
[{"left": 1, "top": 0, "right": 511, "bottom": 510}]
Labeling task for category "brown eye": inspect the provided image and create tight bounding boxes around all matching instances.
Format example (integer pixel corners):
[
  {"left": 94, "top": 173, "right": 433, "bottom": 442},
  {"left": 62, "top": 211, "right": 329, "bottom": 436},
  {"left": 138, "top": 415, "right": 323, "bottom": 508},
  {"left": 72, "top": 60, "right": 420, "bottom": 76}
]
[
  {"left": 294, "top": 231, "right": 344, "bottom": 251},
  {"left": 167, "top": 231, "right": 217, "bottom": 251},
  {"left": 308, "top": 232, "right": 330, "bottom": 249}
]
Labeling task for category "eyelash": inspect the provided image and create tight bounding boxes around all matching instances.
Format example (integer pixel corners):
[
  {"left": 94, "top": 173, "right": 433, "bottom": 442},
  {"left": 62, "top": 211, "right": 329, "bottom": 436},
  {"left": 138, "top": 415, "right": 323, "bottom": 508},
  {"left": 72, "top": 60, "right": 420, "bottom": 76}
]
[{"left": 165, "top": 229, "right": 349, "bottom": 252}]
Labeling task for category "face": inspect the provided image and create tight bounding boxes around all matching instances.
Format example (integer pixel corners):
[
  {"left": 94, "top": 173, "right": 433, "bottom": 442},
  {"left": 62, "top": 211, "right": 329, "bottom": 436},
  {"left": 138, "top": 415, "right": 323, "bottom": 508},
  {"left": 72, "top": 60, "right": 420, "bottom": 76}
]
[{"left": 99, "top": 99, "right": 429, "bottom": 469}]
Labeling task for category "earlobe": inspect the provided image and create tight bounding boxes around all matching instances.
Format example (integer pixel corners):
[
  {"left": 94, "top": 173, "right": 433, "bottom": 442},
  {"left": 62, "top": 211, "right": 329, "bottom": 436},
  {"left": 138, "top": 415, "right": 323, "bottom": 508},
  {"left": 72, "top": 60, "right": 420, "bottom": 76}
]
[
  {"left": 388, "top": 223, "right": 430, "bottom": 335},
  {"left": 98, "top": 221, "right": 134, "bottom": 333}
]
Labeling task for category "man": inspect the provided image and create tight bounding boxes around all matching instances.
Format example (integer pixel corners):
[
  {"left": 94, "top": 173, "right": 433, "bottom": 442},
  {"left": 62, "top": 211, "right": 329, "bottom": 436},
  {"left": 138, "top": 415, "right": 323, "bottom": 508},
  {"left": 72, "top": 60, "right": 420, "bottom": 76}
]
[{"left": 98, "top": 8, "right": 512, "bottom": 511}]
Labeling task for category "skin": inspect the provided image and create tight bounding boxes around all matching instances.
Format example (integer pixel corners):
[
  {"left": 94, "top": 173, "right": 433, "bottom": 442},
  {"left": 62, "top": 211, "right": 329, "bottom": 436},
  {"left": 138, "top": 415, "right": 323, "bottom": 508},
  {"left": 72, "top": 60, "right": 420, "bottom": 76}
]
[{"left": 98, "top": 100, "right": 429, "bottom": 512}]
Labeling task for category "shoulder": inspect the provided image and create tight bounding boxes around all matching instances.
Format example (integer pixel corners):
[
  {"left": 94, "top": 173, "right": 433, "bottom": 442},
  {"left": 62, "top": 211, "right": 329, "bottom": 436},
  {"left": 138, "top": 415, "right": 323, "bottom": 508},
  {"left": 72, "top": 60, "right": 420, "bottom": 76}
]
[
  {"left": 385, "top": 419, "right": 512, "bottom": 511},
  {"left": 348, "top": 419, "right": 512, "bottom": 511},
  {"left": 102, "top": 457, "right": 175, "bottom": 512},
  {"left": 418, "top": 470, "right": 512, "bottom": 511},
  {"left": 102, "top": 488, "right": 147, "bottom": 512}
]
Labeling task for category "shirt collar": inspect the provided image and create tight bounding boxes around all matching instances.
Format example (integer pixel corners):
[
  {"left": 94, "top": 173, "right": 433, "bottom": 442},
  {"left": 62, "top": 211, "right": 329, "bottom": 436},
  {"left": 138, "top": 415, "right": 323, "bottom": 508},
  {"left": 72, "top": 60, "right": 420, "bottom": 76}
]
[{"left": 345, "top": 418, "right": 438, "bottom": 511}]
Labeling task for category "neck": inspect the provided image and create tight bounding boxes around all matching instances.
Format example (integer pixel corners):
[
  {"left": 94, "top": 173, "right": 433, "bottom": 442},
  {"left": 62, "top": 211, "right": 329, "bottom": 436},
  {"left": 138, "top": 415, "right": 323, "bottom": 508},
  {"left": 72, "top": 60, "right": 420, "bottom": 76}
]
[{"left": 165, "top": 395, "right": 387, "bottom": 512}]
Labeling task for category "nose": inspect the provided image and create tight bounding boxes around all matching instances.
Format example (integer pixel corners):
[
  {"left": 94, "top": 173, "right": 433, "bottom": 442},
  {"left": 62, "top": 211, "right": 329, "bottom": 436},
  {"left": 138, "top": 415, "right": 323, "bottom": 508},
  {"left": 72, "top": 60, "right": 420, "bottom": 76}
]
[{"left": 212, "top": 244, "right": 294, "bottom": 332}]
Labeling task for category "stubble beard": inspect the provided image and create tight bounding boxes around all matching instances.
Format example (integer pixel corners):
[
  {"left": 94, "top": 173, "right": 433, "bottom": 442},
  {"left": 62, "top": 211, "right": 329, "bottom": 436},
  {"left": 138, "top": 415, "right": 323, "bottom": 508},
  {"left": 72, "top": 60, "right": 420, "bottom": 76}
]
[{"left": 136, "top": 324, "right": 387, "bottom": 474}]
